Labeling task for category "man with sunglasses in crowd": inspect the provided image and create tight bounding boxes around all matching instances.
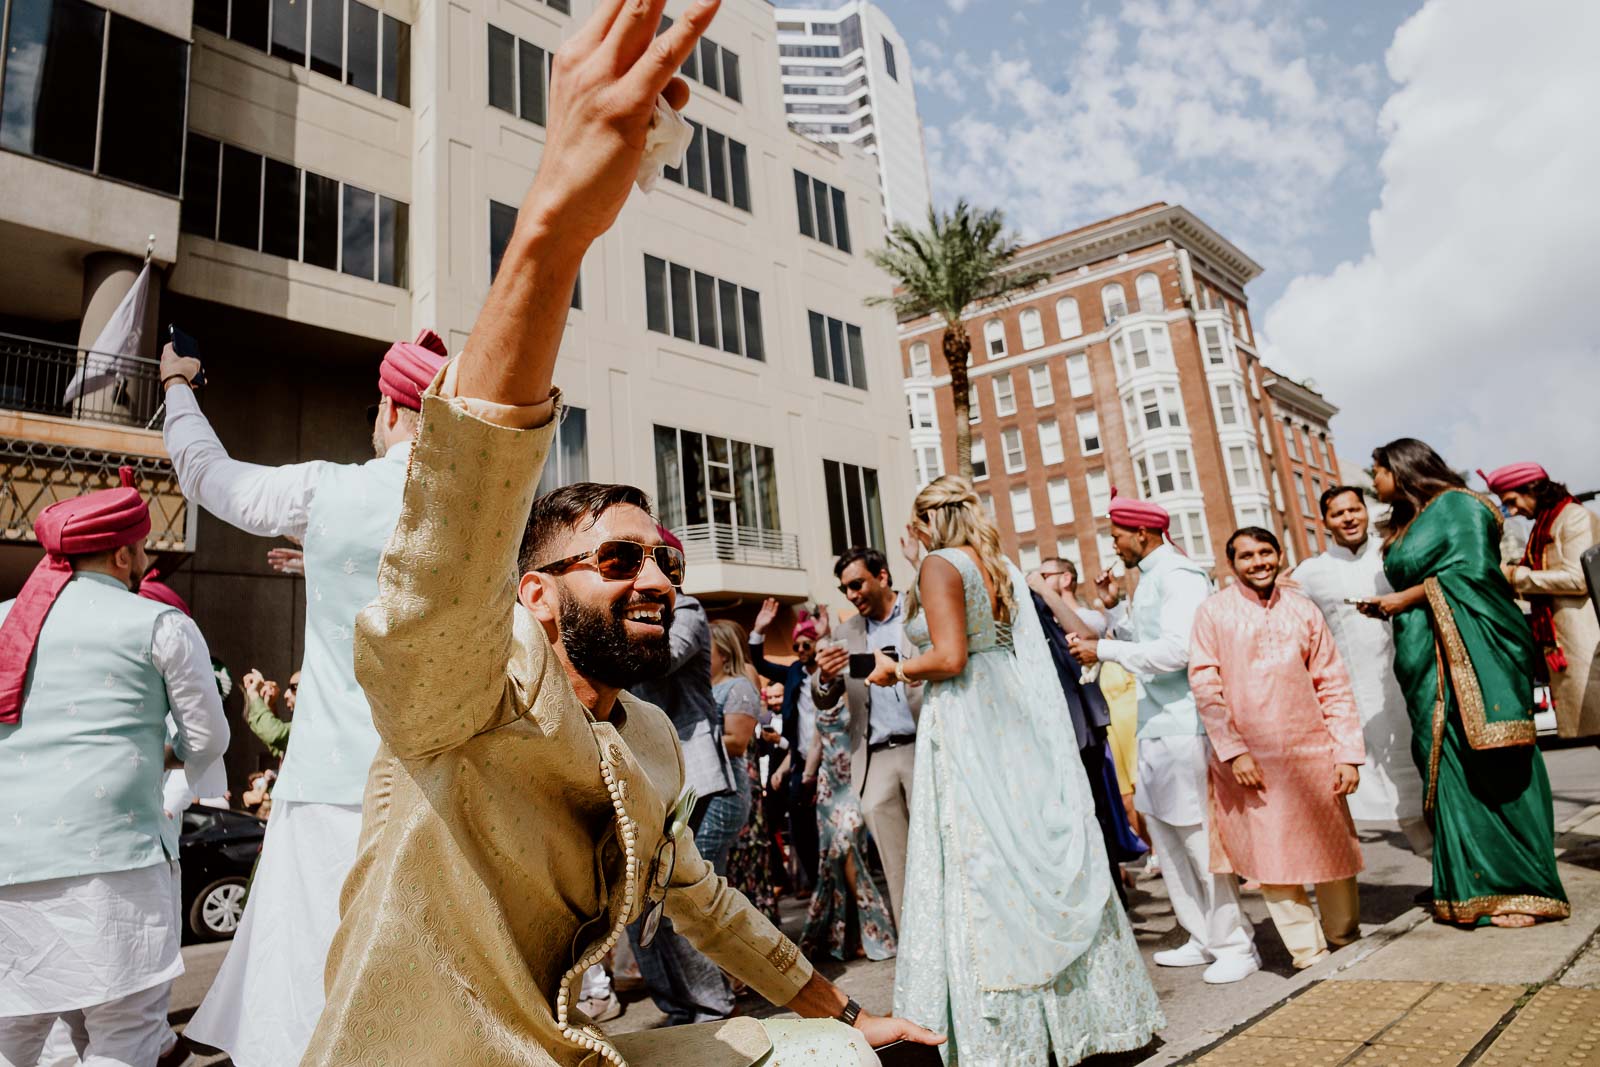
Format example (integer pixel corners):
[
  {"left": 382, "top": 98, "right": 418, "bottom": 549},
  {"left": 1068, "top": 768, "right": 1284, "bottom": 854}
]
[
  {"left": 813, "top": 546, "right": 922, "bottom": 925},
  {"left": 301, "top": 2, "right": 939, "bottom": 1062},
  {"left": 157, "top": 329, "right": 449, "bottom": 1067}
]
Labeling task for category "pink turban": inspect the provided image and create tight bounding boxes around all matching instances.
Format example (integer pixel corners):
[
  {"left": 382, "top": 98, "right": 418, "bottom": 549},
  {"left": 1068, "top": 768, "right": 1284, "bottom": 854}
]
[
  {"left": 792, "top": 613, "right": 819, "bottom": 643},
  {"left": 1107, "top": 495, "right": 1171, "bottom": 532},
  {"left": 1479, "top": 463, "right": 1548, "bottom": 494},
  {"left": 137, "top": 570, "right": 190, "bottom": 616},
  {"left": 378, "top": 329, "right": 449, "bottom": 412},
  {"left": 0, "top": 468, "right": 151, "bottom": 723},
  {"left": 656, "top": 526, "right": 685, "bottom": 553}
]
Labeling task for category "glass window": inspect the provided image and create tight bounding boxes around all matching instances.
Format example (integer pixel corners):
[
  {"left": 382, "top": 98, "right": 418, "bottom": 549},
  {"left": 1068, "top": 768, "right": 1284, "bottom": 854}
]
[
  {"left": 261, "top": 157, "right": 301, "bottom": 260},
  {"left": 1136, "top": 271, "right": 1163, "bottom": 313},
  {"left": 881, "top": 36, "right": 898, "bottom": 80},
  {"left": 302, "top": 171, "right": 340, "bottom": 269},
  {"left": 271, "top": 0, "right": 307, "bottom": 65},
  {"left": 706, "top": 129, "right": 729, "bottom": 203},
  {"left": 1260, "top": 415, "right": 1274, "bottom": 455},
  {"left": 341, "top": 184, "right": 376, "bottom": 279},
  {"left": 180, "top": 133, "right": 221, "bottom": 238},
  {"left": 1101, "top": 283, "right": 1127, "bottom": 324},
  {"left": 380, "top": 14, "right": 409, "bottom": 105},
  {"left": 1228, "top": 445, "right": 1252, "bottom": 491},
  {"left": 915, "top": 445, "right": 943, "bottom": 486},
  {"left": 846, "top": 324, "right": 866, "bottom": 388},
  {"left": 194, "top": 0, "right": 228, "bottom": 34},
  {"left": 100, "top": 13, "right": 187, "bottom": 194},
  {"left": 689, "top": 271, "right": 717, "bottom": 348},
  {"left": 741, "top": 288, "right": 764, "bottom": 361},
  {"left": 1065, "top": 353, "right": 1091, "bottom": 397},
  {"left": 1162, "top": 385, "right": 1184, "bottom": 427},
  {"left": 232, "top": 0, "right": 269, "bottom": 50},
  {"left": 685, "top": 121, "right": 707, "bottom": 193},
  {"left": 1284, "top": 422, "right": 1300, "bottom": 460},
  {"left": 825, "top": 317, "right": 846, "bottom": 382},
  {"left": 669, "top": 262, "right": 694, "bottom": 341},
  {"left": 1048, "top": 478, "right": 1073, "bottom": 524},
  {"left": 831, "top": 186, "right": 851, "bottom": 253},
  {"left": 984, "top": 319, "right": 1006, "bottom": 358},
  {"left": 1150, "top": 451, "right": 1175, "bottom": 494},
  {"left": 993, "top": 373, "right": 1016, "bottom": 416},
  {"left": 721, "top": 48, "right": 742, "bottom": 101},
  {"left": 1018, "top": 544, "right": 1040, "bottom": 571},
  {"left": 346, "top": 1, "right": 380, "bottom": 93},
  {"left": 699, "top": 37, "right": 721, "bottom": 92},
  {"left": 794, "top": 170, "right": 814, "bottom": 238},
  {"left": 1002, "top": 428, "right": 1025, "bottom": 474},
  {"left": 1019, "top": 309, "right": 1044, "bottom": 349},
  {"left": 1140, "top": 389, "right": 1161, "bottom": 431},
  {"left": 1028, "top": 363, "right": 1053, "bottom": 406},
  {"left": 1076, "top": 410, "right": 1101, "bottom": 454},
  {"left": 1175, "top": 449, "right": 1194, "bottom": 491},
  {"left": 519, "top": 40, "right": 547, "bottom": 125},
  {"left": 0, "top": 0, "right": 105, "bottom": 171},
  {"left": 909, "top": 342, "right": 931, "bottom": 378},
  {"left": 1234, "top": 305, "right": 1251, "bottom": 342},
  {"left": 812, "top": 177, "right": 833, "bottom": 245},
  {"left": 718, "top": 280, "right": 741, "bottom": 355},
  {"left": 1057, "top": 536, "right": 1081, "bottom": 570},
  {"left": 536, "top": 406, "right": 589, "bottom": 496},
  {"left": 1055, "top": 297, "right": 1082, "bottom": 340},
  {"left": 488, "top": 26, "right": 516, "bottom": 113},
  {"left": 1037, "top": 419, "right": 1063, "bottom": 465},
  {"left": 310, "top": 0, "right": 343, "bottom": 78},
  {"left": 980, "top": 493, "right": 995, "bottom": 519},
  {"left": 218, "top": 145, "right": 263, "bottom": 250},
  {"left": 1202, "top": 324, "right": 1228, "bottom": 366},
  {"left": 729, "top": 140, "right": 750, "bottom": 211},
  {"left": 823, "top": 459, "right": 884, "bottom": 554},
  {"left": 909, "top": 390, "right": 935, "bottom": 430},
  {"left": 378, "top": 196, "right": 407, "bottom": 287},
  {"left": 644, "top": 254, "right": 668, "bottom": 333},
  {"left": 489, "top": 199, "right": 519, "bottom": 280},
  {"left": 1010, "top": 487, "right": 1035, "bottom": 533},
  {"left": 971, "top": 438, "right": 988, "bottom": 480},
  {"left": 1086, "top": 470, "right": 1111, "bottom": 513},
  {"left": 1215, "top": 383, "right": 1238, "bottom": 425},
  {"left": 968, "top": 387, "right": 980, "bottom": 424}
]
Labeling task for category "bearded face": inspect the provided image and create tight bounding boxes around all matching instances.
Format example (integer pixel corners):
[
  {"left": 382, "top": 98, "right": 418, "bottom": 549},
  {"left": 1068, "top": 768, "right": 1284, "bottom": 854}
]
[{"left": 554, "top": 581, "right": 674, "bottom": 689}]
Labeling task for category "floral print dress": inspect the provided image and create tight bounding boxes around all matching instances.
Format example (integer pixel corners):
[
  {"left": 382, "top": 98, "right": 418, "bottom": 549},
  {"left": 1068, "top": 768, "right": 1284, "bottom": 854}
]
[{"left": 798, "top": 694, "right": 897, "bottom": 962}]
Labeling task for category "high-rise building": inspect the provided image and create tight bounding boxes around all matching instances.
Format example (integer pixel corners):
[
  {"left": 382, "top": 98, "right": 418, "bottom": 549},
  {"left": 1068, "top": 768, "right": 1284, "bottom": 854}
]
[
  {"left": 0, "top": 0, "right": 914, "bottom": 780},
  {"left": 899, "top": 202, "right": 1342, "bottom": 577},
  {"left": 774, "top": 1, "right": 932, "bottom": 228}
]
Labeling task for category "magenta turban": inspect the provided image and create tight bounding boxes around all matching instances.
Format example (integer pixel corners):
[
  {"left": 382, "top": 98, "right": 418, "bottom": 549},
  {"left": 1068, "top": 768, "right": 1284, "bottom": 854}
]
[
  {"left": 137, "top": 572, "right": 191, "bottom": 616},
  {"left": 1479, "top": 463, "right": 1549, "bottom": 494},
  {"left": 378, "top": 328, "right": 450, "bottom": 412},
  {"left": 1108, "top": 497, "right": 1171, "bottom": 532},
  {"left": 0, "top": 468, "right": 151, "bottom": 722}
]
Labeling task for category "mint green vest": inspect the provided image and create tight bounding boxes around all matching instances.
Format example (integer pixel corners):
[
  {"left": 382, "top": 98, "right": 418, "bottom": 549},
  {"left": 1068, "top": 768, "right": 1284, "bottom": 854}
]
[
  {"left": 275, "top": 446, "right": 409, "bottom": 805},
  {"left": 0, "top": 573, "right": 177, "bottom": 885},
  {"left": 1129, "top": 547, "right": 1212, "bottom": 737}
]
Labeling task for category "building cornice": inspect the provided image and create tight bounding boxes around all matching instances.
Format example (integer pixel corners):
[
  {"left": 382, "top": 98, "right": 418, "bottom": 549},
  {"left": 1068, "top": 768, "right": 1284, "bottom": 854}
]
[
  {"left": 1261, "top": 372, "right": 1339, "bottom": 422},
  {"left": 1009, "top": 204, "right": 1263, "bottom": 291}
]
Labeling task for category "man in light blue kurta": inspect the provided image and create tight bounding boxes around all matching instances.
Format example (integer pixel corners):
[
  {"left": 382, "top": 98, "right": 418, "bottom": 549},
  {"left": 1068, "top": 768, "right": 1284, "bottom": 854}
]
[
  {"left": 160, "top": 332, "right": 448, "bottom": 1067},
  {"left": 0, "top": 480, "right": 228, "bottom": 1065},
  {"left": 1071, "top": 499, "right": 1259, "bottom": 985}
]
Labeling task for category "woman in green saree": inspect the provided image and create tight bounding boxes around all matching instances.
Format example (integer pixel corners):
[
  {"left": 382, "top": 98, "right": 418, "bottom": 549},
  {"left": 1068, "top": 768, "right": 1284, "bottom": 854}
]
[{"left": 1361, "top": 438, "right": 1568, "bottom": 928}]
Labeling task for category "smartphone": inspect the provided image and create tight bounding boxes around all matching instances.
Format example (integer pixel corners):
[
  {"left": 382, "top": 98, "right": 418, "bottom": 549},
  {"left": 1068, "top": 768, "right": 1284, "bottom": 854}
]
[
  {"left": 168, "top": 325, "right": 206, "bottom": 385},
  {"left": 848, "top": 652, "right": 877, "bottom": 679},
  {"left": 1343, "top": 597, "right": 1372, "bottom": 606},
  {"left": 876, "top": 1040, "right": 945, "bottom": 1067}
]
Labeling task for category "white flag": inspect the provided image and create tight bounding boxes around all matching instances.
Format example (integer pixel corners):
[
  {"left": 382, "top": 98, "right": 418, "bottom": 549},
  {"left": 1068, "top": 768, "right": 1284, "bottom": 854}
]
[{"left": 62, "top": 262, "right": 151, "bottom": 405}]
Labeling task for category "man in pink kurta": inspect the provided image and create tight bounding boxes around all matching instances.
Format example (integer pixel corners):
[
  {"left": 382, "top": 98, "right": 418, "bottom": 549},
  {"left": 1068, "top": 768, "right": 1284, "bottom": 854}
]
[{"left": 1190, "top": 526, "right": 1366, "bottom": 970}]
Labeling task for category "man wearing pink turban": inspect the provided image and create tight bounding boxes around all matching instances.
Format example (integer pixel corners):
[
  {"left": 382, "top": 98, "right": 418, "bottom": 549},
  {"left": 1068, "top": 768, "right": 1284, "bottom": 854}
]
[
  {"left": 158, "top": 329, "right": 449, "bottom": 1067},
  {"left": 0, "top": 474, "right": 229, "bottom": 1066},
  {"left": 1071, "top": 495, "right": 1261, "bottom": 984}
]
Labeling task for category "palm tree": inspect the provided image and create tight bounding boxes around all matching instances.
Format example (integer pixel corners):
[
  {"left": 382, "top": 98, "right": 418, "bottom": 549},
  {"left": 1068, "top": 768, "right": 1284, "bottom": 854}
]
[{"left": 868, "top": 201, "right": 1047, "bottom": 479}]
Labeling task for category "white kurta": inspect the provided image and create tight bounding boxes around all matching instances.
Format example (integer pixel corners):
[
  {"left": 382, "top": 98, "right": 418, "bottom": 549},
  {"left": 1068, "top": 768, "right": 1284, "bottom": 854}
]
[{"left": 1292, "top": 534, "right": 1424, "bottom": 823}]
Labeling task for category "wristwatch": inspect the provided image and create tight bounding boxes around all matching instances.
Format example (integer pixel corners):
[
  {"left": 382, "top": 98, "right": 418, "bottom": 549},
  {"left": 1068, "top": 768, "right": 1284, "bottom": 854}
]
[{"left": 837, "top": 997, "right": 862, "bottom": 1027}]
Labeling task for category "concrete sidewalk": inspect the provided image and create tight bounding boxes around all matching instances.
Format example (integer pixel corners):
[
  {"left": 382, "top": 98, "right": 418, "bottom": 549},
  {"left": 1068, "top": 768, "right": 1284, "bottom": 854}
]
[{"left": 1161, "top": 803, "right": 1600, "bottom": 1065}]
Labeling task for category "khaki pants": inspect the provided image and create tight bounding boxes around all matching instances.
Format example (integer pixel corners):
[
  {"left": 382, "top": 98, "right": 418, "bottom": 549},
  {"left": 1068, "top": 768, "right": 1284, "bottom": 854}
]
[
  {"left": 1260, "top": 877, "right": 1361, "bottom": 969},
  {"left": 858, "top": 742, "right": 915, "bottom": 925}
]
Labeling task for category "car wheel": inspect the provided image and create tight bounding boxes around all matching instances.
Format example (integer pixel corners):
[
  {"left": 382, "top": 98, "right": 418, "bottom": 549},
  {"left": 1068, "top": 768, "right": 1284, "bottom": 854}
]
[{"left": 191, "top": 878, "right": 248, "bottom": 939}]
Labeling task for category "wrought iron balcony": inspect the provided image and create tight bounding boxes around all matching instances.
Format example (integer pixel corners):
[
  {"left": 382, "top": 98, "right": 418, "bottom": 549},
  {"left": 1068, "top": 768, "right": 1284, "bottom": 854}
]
[
  {"left": 674, "top": 523, "right": 802, "bottom": 570},
  {"left": 0, "top": 331, "right": 163, "bottom": 429}
]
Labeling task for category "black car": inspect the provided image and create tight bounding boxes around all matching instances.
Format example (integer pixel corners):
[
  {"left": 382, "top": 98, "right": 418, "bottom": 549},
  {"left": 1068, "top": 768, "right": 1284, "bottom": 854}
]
[{"left": 179, "top": 804, "right": 266, "bottom": 942}]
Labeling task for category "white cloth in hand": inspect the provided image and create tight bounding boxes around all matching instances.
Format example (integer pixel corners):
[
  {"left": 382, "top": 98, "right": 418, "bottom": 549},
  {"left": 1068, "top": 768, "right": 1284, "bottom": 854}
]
[{"left": 637, "top": 95, "right": 693, "bottom": 192}]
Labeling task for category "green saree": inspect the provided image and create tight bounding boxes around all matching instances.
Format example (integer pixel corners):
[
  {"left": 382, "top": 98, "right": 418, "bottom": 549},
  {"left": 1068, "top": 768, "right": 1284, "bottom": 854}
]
[{"left": 1384, "top": 489, "right": 1569, "bottom": 926}]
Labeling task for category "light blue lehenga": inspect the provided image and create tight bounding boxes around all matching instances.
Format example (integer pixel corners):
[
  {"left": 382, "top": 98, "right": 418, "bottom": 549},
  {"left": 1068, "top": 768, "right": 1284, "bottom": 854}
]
[{"left": 894, "top": 549, "right": 1164, "bottom": 1066}]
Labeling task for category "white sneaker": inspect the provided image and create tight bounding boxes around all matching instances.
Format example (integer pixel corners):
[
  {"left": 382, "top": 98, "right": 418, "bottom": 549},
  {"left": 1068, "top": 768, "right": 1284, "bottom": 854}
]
[
  {"left": 1153, "top": 942, "right": 1213, "bottom": 968},
  {"left": 1202, "top": 952, "right": 1261, "bottom": 985}
]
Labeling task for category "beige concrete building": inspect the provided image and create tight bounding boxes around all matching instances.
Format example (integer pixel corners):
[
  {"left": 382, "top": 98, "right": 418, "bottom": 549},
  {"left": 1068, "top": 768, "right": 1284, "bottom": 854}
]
[{"left": 0, "top": 0, "right": 913, "bottom": 777}]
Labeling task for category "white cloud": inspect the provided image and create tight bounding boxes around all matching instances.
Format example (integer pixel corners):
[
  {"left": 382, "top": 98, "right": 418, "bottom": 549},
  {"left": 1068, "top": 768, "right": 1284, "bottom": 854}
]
[{"left": 1262, "top": 0, "right": 1600, "bottom": 489}]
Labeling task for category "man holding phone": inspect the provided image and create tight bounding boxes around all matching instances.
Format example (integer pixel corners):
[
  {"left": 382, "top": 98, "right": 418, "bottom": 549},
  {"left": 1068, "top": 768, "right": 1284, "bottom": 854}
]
[
  {"left": 814, "top": 546, "right": 919, "bottom": 925},
  {"left": 1290, "top": 486, "right": 1428, "bottom": 853}
]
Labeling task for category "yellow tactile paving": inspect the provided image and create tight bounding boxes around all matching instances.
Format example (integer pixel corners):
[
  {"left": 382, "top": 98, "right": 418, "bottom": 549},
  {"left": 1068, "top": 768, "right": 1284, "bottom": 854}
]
[
  {"left": 1373, "top": 983, "right": 1524, "bottom": 1052},
  {"left": 1344, "top": 1045, "right": 1469, "bottom": 1066},
  {"left": 1476, "top": 986, "right": 1600, "bottom": 1066},
  {"left": 1192, "top": 1036, "right": 1365, "bottom": 1066},
  {"left": 1249, "top": 981, "right": 1438, "bottom": 1042}
]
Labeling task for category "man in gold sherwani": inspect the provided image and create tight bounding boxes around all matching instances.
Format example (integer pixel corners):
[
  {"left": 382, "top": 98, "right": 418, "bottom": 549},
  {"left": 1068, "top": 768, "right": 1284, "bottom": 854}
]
[{"left": 299, "top": 2, "right": 940, "bottom": 1064}]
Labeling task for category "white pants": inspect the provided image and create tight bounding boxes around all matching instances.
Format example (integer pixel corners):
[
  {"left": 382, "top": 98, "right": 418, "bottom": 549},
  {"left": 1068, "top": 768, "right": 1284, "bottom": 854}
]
[
  {"left": 0, "top": 982, "right": 173, "bottom": 1067},
  {"left": 1144, "top": 816, "right": 1255, "bottom": 960},
  {"left": 184, "top": 800, "right": 362, "bottom": 1067}
]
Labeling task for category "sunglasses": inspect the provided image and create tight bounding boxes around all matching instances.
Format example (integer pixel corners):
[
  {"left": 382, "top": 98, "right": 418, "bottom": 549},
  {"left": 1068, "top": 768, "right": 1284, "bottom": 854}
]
[
  {"left": 838, "top": 577, "right": 869, "bottom": 595},
  {"left": 794, "top": 641, "right": 815, "bottom": 652},
  {"left": 536, "top": 539, "right": 686, "bottom": 586}
]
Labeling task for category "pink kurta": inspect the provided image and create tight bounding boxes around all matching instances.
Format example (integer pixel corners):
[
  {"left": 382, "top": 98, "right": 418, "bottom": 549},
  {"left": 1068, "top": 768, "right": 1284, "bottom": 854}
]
[{"left": 1189, "top": 582, "right": 1366, "bottom": 885}]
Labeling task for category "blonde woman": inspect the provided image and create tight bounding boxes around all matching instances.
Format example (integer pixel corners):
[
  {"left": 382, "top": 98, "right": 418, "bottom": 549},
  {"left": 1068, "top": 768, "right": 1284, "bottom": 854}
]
[
  {"left": 705, "top": 620, "right": 760, "bottom": 880},
  {"left": 872, "top": 476, "right": 1162, "bottom": 1064}
]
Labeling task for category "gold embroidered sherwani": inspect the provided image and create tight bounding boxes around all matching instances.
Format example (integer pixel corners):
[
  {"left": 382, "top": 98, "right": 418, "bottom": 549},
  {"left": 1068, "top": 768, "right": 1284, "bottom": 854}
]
[{"left": 300, "top": 379, "right": 813, "bottom": 1067}]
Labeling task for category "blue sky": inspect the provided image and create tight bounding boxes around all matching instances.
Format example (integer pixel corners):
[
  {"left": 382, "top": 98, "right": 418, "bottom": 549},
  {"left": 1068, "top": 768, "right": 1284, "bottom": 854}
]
[{"left": 782, "top": 0, "right": 1600, "bottom": 488}]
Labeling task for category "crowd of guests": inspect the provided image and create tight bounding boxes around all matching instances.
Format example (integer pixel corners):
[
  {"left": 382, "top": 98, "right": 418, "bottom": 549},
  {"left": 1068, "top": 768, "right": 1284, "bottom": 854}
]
[{"left": 3, "top": 3, "right": 1595, "bottom": 1061}]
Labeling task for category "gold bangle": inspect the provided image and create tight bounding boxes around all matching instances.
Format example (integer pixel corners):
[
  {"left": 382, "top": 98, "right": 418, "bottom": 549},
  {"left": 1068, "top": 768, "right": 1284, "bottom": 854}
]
[{"left": 894, "top": 661, "right": 909, "bottom": 686}]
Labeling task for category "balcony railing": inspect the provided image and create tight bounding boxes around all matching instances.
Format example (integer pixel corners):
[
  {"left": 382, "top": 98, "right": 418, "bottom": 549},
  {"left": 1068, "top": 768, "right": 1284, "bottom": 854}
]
[
  {"left": 674, "top": 523, "right": 802, "bottom": 570},
  {"left": 0, "top": 332, "right": 163, "bottom": 429}
]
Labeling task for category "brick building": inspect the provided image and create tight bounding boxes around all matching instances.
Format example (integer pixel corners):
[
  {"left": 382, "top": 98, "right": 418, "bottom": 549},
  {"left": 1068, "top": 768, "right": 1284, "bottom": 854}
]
[{"left": 899, "top": 202, "right": 1340, "bottom": 579}]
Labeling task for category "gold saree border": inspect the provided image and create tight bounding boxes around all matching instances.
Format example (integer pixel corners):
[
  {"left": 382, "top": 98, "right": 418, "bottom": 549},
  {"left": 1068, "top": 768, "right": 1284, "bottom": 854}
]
[
  {"left": 1433, "top": 893, "right": 1571, "bottom": 925},
  {"left": 1424, "top": 578, "right": 1536, "bottom": 752},
  {"left": 1387, "top": 487, "right": 1504, "bottom": 554}
]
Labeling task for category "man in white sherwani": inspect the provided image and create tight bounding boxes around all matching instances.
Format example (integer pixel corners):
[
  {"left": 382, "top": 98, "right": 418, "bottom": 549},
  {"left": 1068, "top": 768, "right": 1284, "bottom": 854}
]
[
  {"left": 0, "top": 474, "right": 229, "bottom": 1066},
  {"left": 1291, "top": 486, "right": 1429, "bottom": 853},
  {"left": 159, "top": 332, "right": 448, "bottom": 1067}
]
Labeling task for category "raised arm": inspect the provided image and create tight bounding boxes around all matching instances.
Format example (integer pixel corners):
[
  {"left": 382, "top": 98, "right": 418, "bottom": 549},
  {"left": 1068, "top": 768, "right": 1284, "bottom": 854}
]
[{"left": 160, "top": 379, "right": 325, "bottom": 540}]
